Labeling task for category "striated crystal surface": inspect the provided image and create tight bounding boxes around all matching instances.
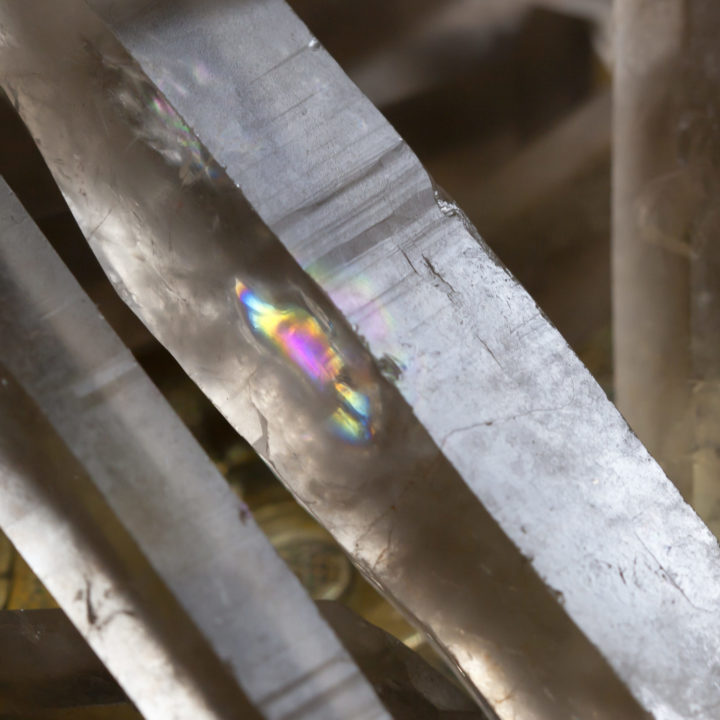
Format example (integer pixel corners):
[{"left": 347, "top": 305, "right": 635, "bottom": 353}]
[
  {"left": 0, "top": 178, "right": 390, "bottom": 720},
  {"left": 4, "top": 1, "right": 720, "bottom": 718}
]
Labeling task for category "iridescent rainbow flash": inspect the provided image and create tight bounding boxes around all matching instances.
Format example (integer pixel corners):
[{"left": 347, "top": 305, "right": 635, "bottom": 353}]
[
  {"left": 147, "top": 94, "right": 219, "bottom": 181},
  {"left": 235, "top": 280, "right": 373, "bottom": 443}
]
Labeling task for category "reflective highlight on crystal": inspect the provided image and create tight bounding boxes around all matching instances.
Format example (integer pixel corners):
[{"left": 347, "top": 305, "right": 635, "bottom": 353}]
[
  {"left": 100, "top": 46, "right": 219, "bottom": 184},
  {"left": 146, "top": 93, "right": 219, "bottom": 182},
  {"left": 307, "top": 260, "right": 407, "bottom": 377},
  {"left": 235, "top": 280, "right": 374, "bottom": 443}
]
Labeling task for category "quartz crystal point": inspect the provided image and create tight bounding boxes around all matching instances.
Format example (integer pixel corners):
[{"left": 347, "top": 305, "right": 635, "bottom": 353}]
[
  {"left": 3, "top": 1, "right": 720, "bottom": 718},
  {"left": 0, "top": 178, "right": 390, "bottom": 720},
  {"left": 614, "top": 0, "right": 720, "bottom": 537}
]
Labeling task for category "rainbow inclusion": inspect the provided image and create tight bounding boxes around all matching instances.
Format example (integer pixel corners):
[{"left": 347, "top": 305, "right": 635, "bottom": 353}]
[{"left": 235, "top": 280, "right": 373, "bottom": 443}]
